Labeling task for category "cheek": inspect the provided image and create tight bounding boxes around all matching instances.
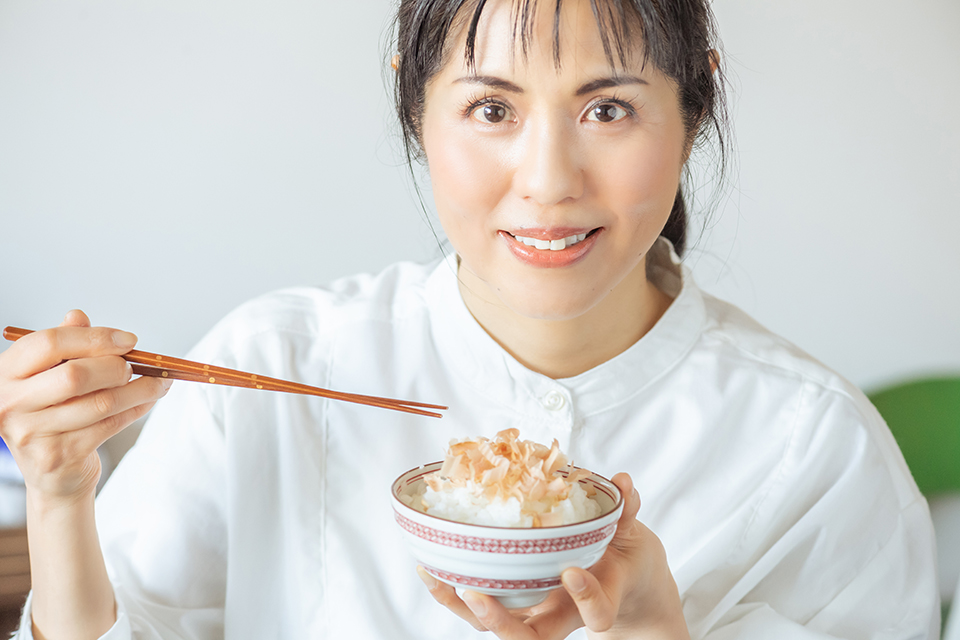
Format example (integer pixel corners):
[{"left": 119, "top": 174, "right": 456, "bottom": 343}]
[
  {"left": 598, "top": 133, "right": 684, "bottom": 232},
  {"left": 424, "top": 125, "right": 510, "bottom": 229}
]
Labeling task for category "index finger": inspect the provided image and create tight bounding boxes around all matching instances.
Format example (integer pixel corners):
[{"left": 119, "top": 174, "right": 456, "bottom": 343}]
[
  {"left": 417, "top": 567, "right": 488, "bottom": 632},
  {"left": 462, "top": 591, "right": 577, "bottom": 640},
  {"left": 2, "top": 325, "right": 138, "bottom": 379}
]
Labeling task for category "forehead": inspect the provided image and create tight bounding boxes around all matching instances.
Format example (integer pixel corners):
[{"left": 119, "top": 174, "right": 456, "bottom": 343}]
[{"left": 444, "top": 0, "right": 646, "bottom": 78}]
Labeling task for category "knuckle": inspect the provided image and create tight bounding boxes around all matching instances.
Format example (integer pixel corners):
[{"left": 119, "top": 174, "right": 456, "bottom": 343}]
[
  {"left": 483, "top": 617, "right": 506, "bottom": 634},
  {"left": 32, "top": 330, "right": 60, "bottom": 359},
  {"left": 57, "top": 362, "right": 88, "bottom": 396},
  {"left": 2, "top": 427, "right": 27, "bottom": 450},
  {"left": 89, "top": 327, "right": 113, "bottom": 350},
  {"left": 92, "top": 388, "right": 118, "bottom": 417},
  {"left": 430, "top": 585, "right": 455, "bottom": 605},
  {"left": 97, "top": 411, "right": 126, "bottom": 436},
  {"left": 129, "top": 401, "right": 154, "bottom": 422},
  {"left": 590, "top": 607, "right": 616, "bottom": 632},
  {"left": 33, "top": 445, "right": 66, "bottom": 475}
]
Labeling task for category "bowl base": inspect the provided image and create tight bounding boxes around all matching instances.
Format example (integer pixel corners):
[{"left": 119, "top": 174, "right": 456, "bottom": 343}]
[{"left": 456, "top": 586, "right": 554, "bottom": 610}]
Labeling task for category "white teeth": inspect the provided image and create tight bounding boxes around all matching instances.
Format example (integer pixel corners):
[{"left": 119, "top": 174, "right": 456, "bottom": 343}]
[{"left": 513, "top": 232, "right": 590, "bottom": 251}]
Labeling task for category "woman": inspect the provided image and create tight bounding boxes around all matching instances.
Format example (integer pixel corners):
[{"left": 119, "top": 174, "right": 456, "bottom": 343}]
[{"left": 0, "top": 0, "right": 939, "bottom": 638}]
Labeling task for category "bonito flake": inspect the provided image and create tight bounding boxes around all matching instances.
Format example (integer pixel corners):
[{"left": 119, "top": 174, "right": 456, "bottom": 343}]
[{"left": 422, "top": 428, "right": 598, "bottom": 527}]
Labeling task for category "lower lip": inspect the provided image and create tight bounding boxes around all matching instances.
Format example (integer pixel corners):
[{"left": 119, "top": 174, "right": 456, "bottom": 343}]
[{"left": 499, "top": 230, "right": 601, "bottom": 268}]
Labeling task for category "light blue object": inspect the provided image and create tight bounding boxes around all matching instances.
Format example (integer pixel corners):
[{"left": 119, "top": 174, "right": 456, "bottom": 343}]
[
  {"left": 0, "top": 436, "right": 27, "bottom": 527},
  {"left": 0, "top": 436, "right": 24, "bottom": 484}
]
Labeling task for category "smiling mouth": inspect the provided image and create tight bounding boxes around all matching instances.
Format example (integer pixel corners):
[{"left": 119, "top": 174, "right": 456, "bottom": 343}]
[{"left": 507, "top": 229, "right": 600, "bottom": 251}]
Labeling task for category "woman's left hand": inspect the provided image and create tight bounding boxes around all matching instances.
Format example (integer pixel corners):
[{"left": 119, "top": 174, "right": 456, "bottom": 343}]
[{"left": 417, "top": 473, "right": 690, "bottom": 639}]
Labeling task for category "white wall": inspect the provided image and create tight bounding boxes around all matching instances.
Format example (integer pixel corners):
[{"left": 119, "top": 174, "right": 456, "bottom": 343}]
[
  {"left": 1, "top": 0, "right": 958, "bottom": 392},
  {"left": 700, "top": 0, "right": 960, "bottom": 390},
  {"left": 0, "top": 0, "right": 440, "bottom": 358}
]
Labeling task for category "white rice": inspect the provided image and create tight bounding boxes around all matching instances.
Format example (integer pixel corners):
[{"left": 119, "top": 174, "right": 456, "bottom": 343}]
[{"left": 414, "top": 480, "right": 601, "bottom": 528}]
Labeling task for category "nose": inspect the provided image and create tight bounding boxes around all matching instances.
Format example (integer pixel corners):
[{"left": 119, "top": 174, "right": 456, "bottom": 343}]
[{"left": 512, "top": 115, "right": 584, "bottom": 206}]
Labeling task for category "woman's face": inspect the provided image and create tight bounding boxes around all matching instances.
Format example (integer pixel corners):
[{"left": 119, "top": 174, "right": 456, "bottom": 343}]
[{"left": 421, "top": 0, "right": 687, "bottom": 323}]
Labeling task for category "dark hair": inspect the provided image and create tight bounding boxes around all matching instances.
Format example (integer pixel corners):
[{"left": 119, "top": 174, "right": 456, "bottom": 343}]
[{"left": 392, "top": 0, "right": 730, "bottom": 257}]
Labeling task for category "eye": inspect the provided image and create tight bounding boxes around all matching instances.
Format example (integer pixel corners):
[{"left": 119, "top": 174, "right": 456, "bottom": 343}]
[
  {"left": 470, "top": 101, "right": 513, "bottom": 124},
  {"left": 585, "top": 101, "right": 631, "bottom": 123}
]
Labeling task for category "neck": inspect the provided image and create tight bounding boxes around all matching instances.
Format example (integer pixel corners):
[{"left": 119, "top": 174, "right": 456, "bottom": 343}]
[{"left": 457, "top": 257, "right": 673, "bottom": 379}]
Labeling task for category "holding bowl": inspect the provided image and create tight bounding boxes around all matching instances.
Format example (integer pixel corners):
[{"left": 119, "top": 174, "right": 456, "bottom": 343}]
[{"left": 391, "top": 461, "right": 624, "bottom": 609}]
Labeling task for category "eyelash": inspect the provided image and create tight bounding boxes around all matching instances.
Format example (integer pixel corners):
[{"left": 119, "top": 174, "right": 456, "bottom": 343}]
[
  {"left": 587, "top": 96, "right": 637, "bottom": 121},
  {"left": 460, "top": 93, "right": 638, "bottom": 123},
  {"left": 460, "top": 94, "right": 504, "bottom": 120}
]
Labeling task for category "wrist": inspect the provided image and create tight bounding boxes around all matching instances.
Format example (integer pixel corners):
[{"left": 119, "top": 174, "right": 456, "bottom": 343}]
[
  {"left": 26, "top": 483, "right": 97, "bottom": 518},
  {"left": 587, "top": 613, "right": 690, "bottom": 640},
  {"left": 25, "top": 483, "right": 116, "bottom": 640}
]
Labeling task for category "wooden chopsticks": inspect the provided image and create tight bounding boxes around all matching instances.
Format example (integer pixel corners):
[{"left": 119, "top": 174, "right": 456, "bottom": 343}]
[{"left": 3, "top": 327, "right": 446, "bottom": 418}]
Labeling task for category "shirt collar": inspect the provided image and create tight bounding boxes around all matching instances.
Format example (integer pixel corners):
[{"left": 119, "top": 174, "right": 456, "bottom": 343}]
[{"left": 425, "top": 237, "right": 706, "bottom": 418}]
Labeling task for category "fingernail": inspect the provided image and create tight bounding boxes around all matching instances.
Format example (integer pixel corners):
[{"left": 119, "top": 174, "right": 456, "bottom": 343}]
[
  {"left": 416, "top": 566, "right": 437, "bottom": 590},
  {"left": 463, "top": 591, "right": 487, "bottom": 617},
  {"left": 562, "top": 570, "right": 587, "bottom": 594},
  {"left": 113, "top": 331, "right": 137, "bottom": 349},
  {"left": 160, "top": 379, "right": 174, "bottom": 392}
]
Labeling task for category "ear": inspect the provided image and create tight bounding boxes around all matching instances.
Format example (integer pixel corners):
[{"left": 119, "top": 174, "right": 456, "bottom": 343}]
[
  {"left": 707, "top": 49, "right": 720, "bottom": 75},
  {"left": 391, "top": 54, "right": 400, "bottom": 71}
]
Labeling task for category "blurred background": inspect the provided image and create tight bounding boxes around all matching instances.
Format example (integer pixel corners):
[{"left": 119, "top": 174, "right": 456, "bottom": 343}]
[
  {"left": 1, "top": 0, "right": 957, "bottom": 388},
  {"left": 0, "top": 0, "right": 958, "bottom": 633}
]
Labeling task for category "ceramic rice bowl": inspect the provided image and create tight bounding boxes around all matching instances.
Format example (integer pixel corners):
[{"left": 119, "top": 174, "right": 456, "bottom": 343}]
[{"left": 391, "top": 461, "right": 624, "bottom": 609}]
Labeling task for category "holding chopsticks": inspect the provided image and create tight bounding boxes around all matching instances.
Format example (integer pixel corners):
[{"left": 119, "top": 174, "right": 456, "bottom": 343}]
[{"left": 3, "top": 327, "right": 446, "bottom": 419}]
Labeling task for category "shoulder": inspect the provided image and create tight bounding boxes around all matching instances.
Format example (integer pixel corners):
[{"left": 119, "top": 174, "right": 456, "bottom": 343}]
[
  {"left": 185, "top": 260, "right": 441, "bottom": 371},
  {"left": 698, "top": 291, "right": 850, "bottom": 393},
  {"left": 696, "top": 289, "right": 869, "bottom": 417},
  {"left": 690, "top": 289, "right": 918, "bottom": 508}
]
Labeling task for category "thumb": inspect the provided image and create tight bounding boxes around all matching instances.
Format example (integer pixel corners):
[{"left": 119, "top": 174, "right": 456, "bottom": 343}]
[
  {"left": 612, "top": 472, "right": 640, "bottom": 525},
  {"left": 562, "top": 567, "right": 618, "bottom": 632},
  {"left": 60, "top": 309, "right": 91, "bottom": 328}
]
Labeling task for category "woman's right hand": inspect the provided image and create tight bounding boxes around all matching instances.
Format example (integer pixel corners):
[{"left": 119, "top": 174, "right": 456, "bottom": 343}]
[{"left": 0, "top": 309, "right": 172, "bottom": 505}]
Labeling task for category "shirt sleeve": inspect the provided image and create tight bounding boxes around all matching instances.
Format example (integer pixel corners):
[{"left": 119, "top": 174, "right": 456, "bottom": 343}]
[
  {"left": 694, "top": 386, "right": 940, "bottom": 639},
  {"left": 106, "top": 372, "right": 228, "bottom": 639},
  {"left": 701, "top": 501, "right": 940, "bottom": 639},
  {"left": 12, "top": 591, "right": 133, "bottom": 640}
]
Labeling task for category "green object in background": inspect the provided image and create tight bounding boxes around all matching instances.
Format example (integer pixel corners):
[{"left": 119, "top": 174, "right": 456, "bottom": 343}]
[{"left": 868, "top": 376, "right": 960, "bottom": 496}]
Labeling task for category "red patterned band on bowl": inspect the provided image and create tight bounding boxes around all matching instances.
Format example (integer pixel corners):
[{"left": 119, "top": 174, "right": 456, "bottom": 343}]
[
  {"left": 394, "top": 511, "right": 617, "bottom": 554},
  {"left": 421, "top": 565, "right": 563, "bottom": 590}
]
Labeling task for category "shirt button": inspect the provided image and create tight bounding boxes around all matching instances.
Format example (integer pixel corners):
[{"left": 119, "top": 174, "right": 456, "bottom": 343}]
[{"left": 541, "top": 391, "right": 566, "bottom": 411}]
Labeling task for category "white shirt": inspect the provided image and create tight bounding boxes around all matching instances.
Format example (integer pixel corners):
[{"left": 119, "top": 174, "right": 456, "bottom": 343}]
[{"left": 16, "top": 239, "right": 939, "bottom": 639}]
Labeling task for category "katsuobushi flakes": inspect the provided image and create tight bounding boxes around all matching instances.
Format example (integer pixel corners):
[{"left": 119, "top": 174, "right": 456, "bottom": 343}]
[{"left": 415, "top": 429, "right": 601, "bottom": 527}]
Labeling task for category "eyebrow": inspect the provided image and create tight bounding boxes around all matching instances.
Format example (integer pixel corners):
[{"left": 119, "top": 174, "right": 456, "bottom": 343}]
[
  {"left": 454, "top": 75, "right": 524, "bottom": 93},
  {"left": 453, "top": 74, "right": 648, "bottom": 95},
  {"left": 575, "top": 75, "right": 648, "bottom": 95}
]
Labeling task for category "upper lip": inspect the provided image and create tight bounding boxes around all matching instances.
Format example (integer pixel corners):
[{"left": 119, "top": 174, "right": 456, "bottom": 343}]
[{"left": 505, "top": 227, "right": 598, "bottom": 241}]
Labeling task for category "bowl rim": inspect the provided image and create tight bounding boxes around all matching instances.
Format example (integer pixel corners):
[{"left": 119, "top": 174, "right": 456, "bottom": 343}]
[{"left": 391, "top": 460, "right": 624, "bottom": 531}]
